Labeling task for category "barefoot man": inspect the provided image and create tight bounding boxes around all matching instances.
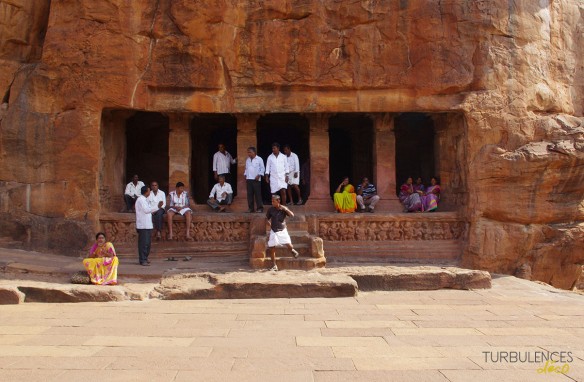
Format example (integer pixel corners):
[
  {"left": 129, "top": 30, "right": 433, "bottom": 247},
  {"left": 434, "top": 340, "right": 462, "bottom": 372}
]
[{"left": 266, "top": 195, "right": 299, "bottom": 271}]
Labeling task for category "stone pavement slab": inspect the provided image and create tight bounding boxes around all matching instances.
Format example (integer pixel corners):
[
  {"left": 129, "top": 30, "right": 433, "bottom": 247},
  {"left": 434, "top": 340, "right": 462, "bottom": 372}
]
[{"left": 0, "top": 276, "right": 582, "bottom": 382}]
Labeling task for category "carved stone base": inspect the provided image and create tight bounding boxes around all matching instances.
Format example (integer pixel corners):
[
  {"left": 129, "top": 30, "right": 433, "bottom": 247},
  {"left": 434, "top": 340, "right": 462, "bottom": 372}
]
[{"left": 249, "top": 234, "right": 327, "bottom": 270}]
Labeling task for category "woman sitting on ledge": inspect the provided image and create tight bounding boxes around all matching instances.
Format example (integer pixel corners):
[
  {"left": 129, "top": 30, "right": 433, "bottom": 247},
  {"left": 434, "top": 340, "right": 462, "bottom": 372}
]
[
  {"left": 82, "top": 232, "right": 119, "bottom": 285},
  {"left": 399, "top": 177, "right": 423, "bottom": 212},
  {"left": 422, "top": 177, "right": 441, "bottom": 212},
  {"left": 333, "top": 176, "right": 357, "bottom": 213}
]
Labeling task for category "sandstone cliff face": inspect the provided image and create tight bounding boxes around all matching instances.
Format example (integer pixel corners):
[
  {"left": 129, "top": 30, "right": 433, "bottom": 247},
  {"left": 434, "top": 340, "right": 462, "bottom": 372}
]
[{"left": 0, "top": 0, "right": 583, "bottom": 288}]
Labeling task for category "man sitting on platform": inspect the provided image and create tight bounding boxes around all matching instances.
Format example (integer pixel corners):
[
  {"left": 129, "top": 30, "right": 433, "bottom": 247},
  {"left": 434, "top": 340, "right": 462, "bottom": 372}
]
[
  {"left": 356, "top": 177, "right": 380, "bottom": 213},
  {"left": 207, "top": 175, "right": 233, "bottom": 213},
  {"left": 167, "top": 182, "right": 193, "bottom": 240},
  {"left": 124, "top": 174, "right": 145, "bottom": 212}
]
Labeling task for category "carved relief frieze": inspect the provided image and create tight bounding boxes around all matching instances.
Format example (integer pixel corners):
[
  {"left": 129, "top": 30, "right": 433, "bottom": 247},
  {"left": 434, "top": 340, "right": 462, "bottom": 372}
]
[
  {"left": 318, "top": 219, "right": 466, "bottom": 241},
  {"left": 100, "top": 219, "right": 250, "bottom": 244}
]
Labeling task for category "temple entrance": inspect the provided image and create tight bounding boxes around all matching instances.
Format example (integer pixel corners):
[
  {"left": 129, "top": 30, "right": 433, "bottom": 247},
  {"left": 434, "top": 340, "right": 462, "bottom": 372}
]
[
  {"left": 394, "top": 113, "right": 435, "bottom": 193},
  {"left": 125, "top": 112, "right": 169, "bottom": 192},
  {"left": 257, "top": 114, "right": 309, "bottom": 204},
  {"left": 328, "top": 114, "right": 374, "bottom": 195},
  {"left": 191, "top": 114, "right": 237, "bottom": 204}
]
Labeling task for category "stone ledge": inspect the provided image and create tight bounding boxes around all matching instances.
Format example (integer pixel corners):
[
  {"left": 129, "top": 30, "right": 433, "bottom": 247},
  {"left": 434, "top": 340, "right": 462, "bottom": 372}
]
[
  {"left": 151, "top": 271, "right": 357, "bottom": 299},
  {"left": 0, "top": 266, "right": 491, "bottom": 303},
  {"left": 0, "top": 286, "right": 25, "bottom": 304},
  {"left": 16, "top": 283, "right": 128, "bottom": 303},
  {"left": 321, "top": 266, "right": 491, "bottom": 291}
]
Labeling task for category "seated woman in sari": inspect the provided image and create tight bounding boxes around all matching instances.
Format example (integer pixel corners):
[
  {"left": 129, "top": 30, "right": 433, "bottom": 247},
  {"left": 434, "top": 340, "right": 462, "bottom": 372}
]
[
  {"left": 413, "top": 177, "right": 425, "bottom": 193},
  {"left": 333, "top": 176, "right": 357, "bottom": 213},
  {"left": 422, "top": 177, "right": 441, "bottom": 212},
  {"left": 82, "top": 232, "right": 119, "bottom": 285},
  {"left": 399, "top": 177, "right": 423, "bottom": 212}
]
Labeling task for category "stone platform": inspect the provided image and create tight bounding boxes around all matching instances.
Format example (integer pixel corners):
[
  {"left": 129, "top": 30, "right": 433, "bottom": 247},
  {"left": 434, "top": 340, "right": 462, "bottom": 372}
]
[
  {"left": 99, "top": 209, "right": 468, "bottom": 270},
  {"left": 0, "top": 247, "right": 490, "bottom": 304}
]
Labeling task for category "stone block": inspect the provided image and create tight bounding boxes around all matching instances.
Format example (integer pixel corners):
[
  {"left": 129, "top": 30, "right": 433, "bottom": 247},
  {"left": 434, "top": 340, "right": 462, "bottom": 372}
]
[{"left": 0, "top": 287, "right": 25, "bottom": 305}]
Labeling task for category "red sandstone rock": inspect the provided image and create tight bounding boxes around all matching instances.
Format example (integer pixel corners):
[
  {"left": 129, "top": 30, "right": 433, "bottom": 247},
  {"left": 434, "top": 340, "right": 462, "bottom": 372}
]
[{"left": 1, "top": 0, "right": 583, "bottom": 289}]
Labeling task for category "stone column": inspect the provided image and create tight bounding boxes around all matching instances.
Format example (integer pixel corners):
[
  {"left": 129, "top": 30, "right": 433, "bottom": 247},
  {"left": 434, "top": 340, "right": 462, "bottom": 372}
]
[
  {"left": 372, "top": 113, "right": 402, "bottom": 211},
  {"left": 168, "top": 114, "right": 192, "bottom": 198},
  {"left": 231, "top": 114, "right": 259, "bottom": 211},
  {"left": 304, "top": 114, "right": 333, "bottom": 211}
]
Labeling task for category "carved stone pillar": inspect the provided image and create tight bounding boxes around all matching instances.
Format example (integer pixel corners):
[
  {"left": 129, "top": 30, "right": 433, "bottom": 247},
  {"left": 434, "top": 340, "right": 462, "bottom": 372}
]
[
  {"left": 168, "top": 114, "right": 192, "bottom": 194},
  {"left": 372, "top": 113, "right": 402, "bottom": 211},
  {"left": 231, "top": 114, "right": 259, "bottom": 211},
  {"left": 305, "top": 114, "right": 333, "bottom": 211}
]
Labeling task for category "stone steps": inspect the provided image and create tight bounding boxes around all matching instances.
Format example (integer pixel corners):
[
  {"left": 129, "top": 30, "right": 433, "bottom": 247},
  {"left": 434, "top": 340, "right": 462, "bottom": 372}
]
[
  {"left": 115, "top": 241, "right": 249, "bottom": 260},
  {"left": 250, "top": 255, "right": 326, "bottom": 271},
  {"left": 0, "top": 237, "right": 23, "bottom": 249}
]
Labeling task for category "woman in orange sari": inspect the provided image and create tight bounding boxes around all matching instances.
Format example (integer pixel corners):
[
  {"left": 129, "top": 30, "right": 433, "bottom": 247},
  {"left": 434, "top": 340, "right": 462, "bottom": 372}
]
[
  {"left": 333, "top": 176, "right": 357, "bottom": 213},
  {"left": 83, "top": 232, "right": 119, "bottom": 285}
]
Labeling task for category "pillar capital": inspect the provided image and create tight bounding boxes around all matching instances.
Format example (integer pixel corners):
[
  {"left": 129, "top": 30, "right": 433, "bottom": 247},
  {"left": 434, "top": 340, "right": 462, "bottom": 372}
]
[
  {"left": 236, "top": 114, "right": 259, "bottom": 134},
  {"left": 167, "top": 113, "right": 191, "bottom": 128},
  {"left": 306, "top": 113, "right": 332, "bottom": 133}
]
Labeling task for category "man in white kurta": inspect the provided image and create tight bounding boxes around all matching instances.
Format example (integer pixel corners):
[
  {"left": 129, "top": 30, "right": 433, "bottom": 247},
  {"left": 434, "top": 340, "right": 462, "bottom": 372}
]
[
  {"left": 283, "top": 144, "right": 302, "bottom": 206},
  {"left": 135, "top": 186, "right": 163, "bottom": 266},
  {"left": 264, "top": 143, "right": 290, "bottom": 205},
  {"left": 207, "top": 175, "right": 233, "bottom": 212},
  {"left": 212, "top": 143, "right": 236, "bottom": 185},
  {"left": 124, "top": 174, "right": 145, "bottom": 212}
]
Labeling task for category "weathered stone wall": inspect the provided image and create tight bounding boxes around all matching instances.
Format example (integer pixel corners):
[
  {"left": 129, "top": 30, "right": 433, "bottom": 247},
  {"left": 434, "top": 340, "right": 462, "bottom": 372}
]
[{"left": 0, "top": 0, "right": 583, "bottom": 287}]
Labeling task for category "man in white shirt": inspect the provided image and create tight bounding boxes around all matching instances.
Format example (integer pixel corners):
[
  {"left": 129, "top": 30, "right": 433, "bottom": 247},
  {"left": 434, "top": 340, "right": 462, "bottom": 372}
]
[
  {"left": 167, "top": 182, "right": 193, "bottom": 241},
  {"left": 147, "top": 181, "right": 166, "bottom": 240},
  {"left": 135, "top": 186, "right": 163, "bottom": 266},
  {"left": 207, "top": 175, "right": 233, "bottom": 212},
  {"left": 265, "top": 142, "right": 289, "bottom": 205},
  {"left": 212, "top": 143, "right": 237, "bottom": 186},
  {"left": 283, "top": 144, "right": 303, "bottom": 206},
  {"left": 244, "top": 146, "right": 265, "bottom": 213},
  {"left": 124, "top": 174, "right": 145, "bottom": 212}
]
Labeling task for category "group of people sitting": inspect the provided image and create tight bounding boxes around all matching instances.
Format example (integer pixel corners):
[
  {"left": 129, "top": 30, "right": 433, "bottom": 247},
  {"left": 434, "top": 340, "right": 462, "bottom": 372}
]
[
  {"left": 399, "top": 176, "right": 441, "bottom": 213},
  {"left": 333, "top": 176, "right": 441, "bottom": 213},
  {"left": 333, "top": 176, "right": 381, "bottom": 213}
]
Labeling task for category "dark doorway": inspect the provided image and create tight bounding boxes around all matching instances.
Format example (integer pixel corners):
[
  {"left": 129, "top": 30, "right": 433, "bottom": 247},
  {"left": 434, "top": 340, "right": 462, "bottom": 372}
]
[
  {"left": 329, "top": 114, "right": 374, "bottom": 196},
  {"left": 257, "top": 114, "right": 309, "bottom": 204},
  {"left": 191, "top": 114, "right": 237, "bottom": 204},
  {"left": 394, "top": 113, "right": 435, "bottom": 193},
  {"left": 125, "top": 112, "right": 169, "bottom": 192}
]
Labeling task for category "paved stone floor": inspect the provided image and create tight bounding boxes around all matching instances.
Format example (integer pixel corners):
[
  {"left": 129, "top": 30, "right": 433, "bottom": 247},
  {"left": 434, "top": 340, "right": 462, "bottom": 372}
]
[{"left": 0, "top": 276, "right": 582, "bottom": 382}]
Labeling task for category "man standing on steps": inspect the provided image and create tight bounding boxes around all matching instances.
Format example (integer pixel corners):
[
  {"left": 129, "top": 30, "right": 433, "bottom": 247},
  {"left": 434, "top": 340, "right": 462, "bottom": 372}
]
[
  {"left": 266, "top": 195, "right": 299, "bottom": 272},
  {"left": 135, "top": 186, "right": 164, "bottom": 266},
  {"left": 283, "top": 144, "right": 303, "bottom": 206},
  {"left": 265, "top": 142, "right": 289, "bottom": 205},
  {"left": 244, "top": 146, "right": 265, "bottom": 213}
]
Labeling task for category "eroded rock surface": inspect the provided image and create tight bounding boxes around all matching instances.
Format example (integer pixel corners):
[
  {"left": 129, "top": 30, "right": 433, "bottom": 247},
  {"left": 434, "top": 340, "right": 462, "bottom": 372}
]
[{"left": 1, "top": 1, "right": 583, "bottom": 288}]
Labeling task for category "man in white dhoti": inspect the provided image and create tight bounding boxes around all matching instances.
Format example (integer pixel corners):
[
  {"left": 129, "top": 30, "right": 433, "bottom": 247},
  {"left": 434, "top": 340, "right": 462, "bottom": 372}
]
[
  {"left": 283, "top": 144, "right": 303, "bottom": 206},
  {"left": 264, "top": 142, "right": 290, "bottom": 205},
  {"left": 166, "top": 182, "right": 193, "bottom": 241},
  {"left": 266, "top": 195, "right": 299, "bottom": 271}
]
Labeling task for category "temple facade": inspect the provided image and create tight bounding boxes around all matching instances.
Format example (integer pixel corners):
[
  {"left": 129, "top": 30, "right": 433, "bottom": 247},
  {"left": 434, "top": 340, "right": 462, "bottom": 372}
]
[{"left": 1, "top": 1, "right": 583, "bottom": 288}]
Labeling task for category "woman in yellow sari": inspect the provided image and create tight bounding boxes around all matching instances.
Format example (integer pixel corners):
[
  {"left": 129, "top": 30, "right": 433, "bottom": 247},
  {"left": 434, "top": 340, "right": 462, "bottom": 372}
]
[
  {"left": 333, "top": 176, "right": 357, "bottom": 213},
  {"left": 83, "top": 232, "right": 119, "bottom": 285}
]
